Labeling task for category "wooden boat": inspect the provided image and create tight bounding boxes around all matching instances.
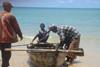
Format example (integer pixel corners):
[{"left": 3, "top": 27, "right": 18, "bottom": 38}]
[
  {"left": 4, "top": 35, "right": 84, "bottom": 67},
  {"left": 27, "top": 43, "right": 84, "bottom": 67}
]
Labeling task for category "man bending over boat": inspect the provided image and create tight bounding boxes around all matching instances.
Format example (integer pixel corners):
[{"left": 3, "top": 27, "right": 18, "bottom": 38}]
[
  {"left": 49, "top": 25, "right": 80, "bottom": 49},
  {"left": 30, "top": 23, "right": 49, "bottom": 44},
  {"left": 48, "top": 25, "right": 80, "bottom": 63}
]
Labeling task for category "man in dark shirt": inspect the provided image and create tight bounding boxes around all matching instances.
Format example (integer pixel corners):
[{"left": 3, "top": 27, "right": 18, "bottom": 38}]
[{"left": 31, "top": 23, "right": 49, "bottom": 43}]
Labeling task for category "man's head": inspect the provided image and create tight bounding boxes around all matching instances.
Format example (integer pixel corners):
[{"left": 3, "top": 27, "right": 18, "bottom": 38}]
[
  {"left": 40, "top": 23, "right": 45, "bottom": 30},
  {"left": 2, "top": 1, "right": 13, "bottom": 12}
]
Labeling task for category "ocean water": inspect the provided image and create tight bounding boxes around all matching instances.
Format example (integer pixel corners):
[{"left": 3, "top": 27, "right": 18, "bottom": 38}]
[{"left": 0, "top": 7, "right": 100, "bottom": 39}]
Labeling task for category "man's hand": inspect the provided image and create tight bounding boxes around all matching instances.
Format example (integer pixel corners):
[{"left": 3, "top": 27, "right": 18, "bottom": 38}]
[
  {"left": 20, "top": 36, "right": 23, "bottom": 41},
  {"left": 30, "top": 42, "right": 33, "bottom": 45}
]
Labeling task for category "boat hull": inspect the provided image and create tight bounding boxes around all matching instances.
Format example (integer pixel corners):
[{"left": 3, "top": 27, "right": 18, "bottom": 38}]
[
  {"left": 28, "top": 50, "right": 66, "bottom": 67},
  {"left": 27, "top": 43, "right": 84, "bottom": 67}
]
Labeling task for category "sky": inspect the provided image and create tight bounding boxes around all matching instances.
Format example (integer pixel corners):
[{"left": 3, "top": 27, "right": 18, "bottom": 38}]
[{"left": 0, "top": 0, "right": 100, "bottom": 8}]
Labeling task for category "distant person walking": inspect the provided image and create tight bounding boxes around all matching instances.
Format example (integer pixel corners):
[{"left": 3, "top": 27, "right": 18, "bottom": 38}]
[{"left": 0, "top": 1, "right": 23, "bottom": 67}]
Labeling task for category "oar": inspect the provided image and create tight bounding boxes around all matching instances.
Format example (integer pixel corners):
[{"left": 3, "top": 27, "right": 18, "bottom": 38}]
[{"left": 5, "top": 48, "right": 83, "bottom": 53}]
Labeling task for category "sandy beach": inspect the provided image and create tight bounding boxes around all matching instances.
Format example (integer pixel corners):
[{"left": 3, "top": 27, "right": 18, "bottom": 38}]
[{"left": 0, "top": 37, "right": 100, "bottom": 67}]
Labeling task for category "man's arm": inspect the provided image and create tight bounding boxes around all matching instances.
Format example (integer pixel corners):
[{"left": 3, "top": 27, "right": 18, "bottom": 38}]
[
  {"left": 31, "top": 34, "right": 38, "bottom": 43},
  {"left": 10, "top": 15, "right": 23, "bottom": 40}
]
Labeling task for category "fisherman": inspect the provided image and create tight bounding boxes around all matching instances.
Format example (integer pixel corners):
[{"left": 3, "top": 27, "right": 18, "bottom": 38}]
[
  {"left": 0, "top": 1, "right": 23, "bottom": 67},
  {"left": 30, "top": 23, "right": 49, "bottom": 44},
  {"left": 49, "top": 25, "right": 80, "bottom": 63},
  {"left": 49, "top": 25, "right": 80, "bottom": 49}
]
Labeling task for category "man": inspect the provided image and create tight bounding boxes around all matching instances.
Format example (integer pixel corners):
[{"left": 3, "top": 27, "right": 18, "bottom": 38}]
[
  {"left": 49, "top": 25, "right": 80, "bottom": 49},
  {"left": 49, "top": 25, "right": 80, "bottom": 63},
  {"left": 49, "top": 26, "right": 80, "bottom": 63},
  {"left": 31, "top": 23, "right": 49, "bottom": 43},
  {"left": 0, "top": 1, "right": 23, "bottom": 67}
]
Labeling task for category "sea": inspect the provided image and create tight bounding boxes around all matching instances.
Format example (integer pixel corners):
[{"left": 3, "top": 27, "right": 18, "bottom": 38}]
[{"left": 0, "top": 7, "right": 100, "bottom": 40}]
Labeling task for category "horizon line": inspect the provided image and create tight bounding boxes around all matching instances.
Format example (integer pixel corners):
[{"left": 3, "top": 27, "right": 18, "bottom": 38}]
[{"left": 0, "top": 6, "right": 100, "bottom": 9}]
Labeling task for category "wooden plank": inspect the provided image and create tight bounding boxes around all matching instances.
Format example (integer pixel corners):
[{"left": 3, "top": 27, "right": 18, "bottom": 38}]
[
  {"left": 5, "top": 48, "right": 56, "bottom": 52},
  {"left": 5, "top": 48, "right": 83, "bottom": 53},
  {"left": 59, "top": 49, "right": 82, "bottom": 53}
]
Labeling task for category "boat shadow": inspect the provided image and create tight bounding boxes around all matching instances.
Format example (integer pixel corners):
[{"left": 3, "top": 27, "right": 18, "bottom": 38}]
[
  {"left": 68, "top": 60, "right": 81, "bottom": 66},
  {"left": 72, "top": 60, "right": 81, "bottom": 64}
]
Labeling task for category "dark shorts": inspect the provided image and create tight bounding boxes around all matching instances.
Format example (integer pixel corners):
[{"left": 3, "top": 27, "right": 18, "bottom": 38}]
[{"left": 0, "top": 43, "right": 11, "bottom": 67}]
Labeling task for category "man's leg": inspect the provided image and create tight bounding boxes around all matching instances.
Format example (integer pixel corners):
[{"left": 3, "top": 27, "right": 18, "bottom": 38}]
[{"left": 1, "top": 43, "right": 11, "bottom": 67}]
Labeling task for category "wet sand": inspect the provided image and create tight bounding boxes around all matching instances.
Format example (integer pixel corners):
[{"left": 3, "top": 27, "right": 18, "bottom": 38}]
[{"left": 0, "top": 37, "right": 100, "bottom": 67}]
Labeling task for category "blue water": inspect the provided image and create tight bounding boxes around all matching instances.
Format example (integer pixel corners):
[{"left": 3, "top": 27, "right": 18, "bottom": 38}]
[{"left": 0, "top": 7, "right": 100, "bottom": 39}]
